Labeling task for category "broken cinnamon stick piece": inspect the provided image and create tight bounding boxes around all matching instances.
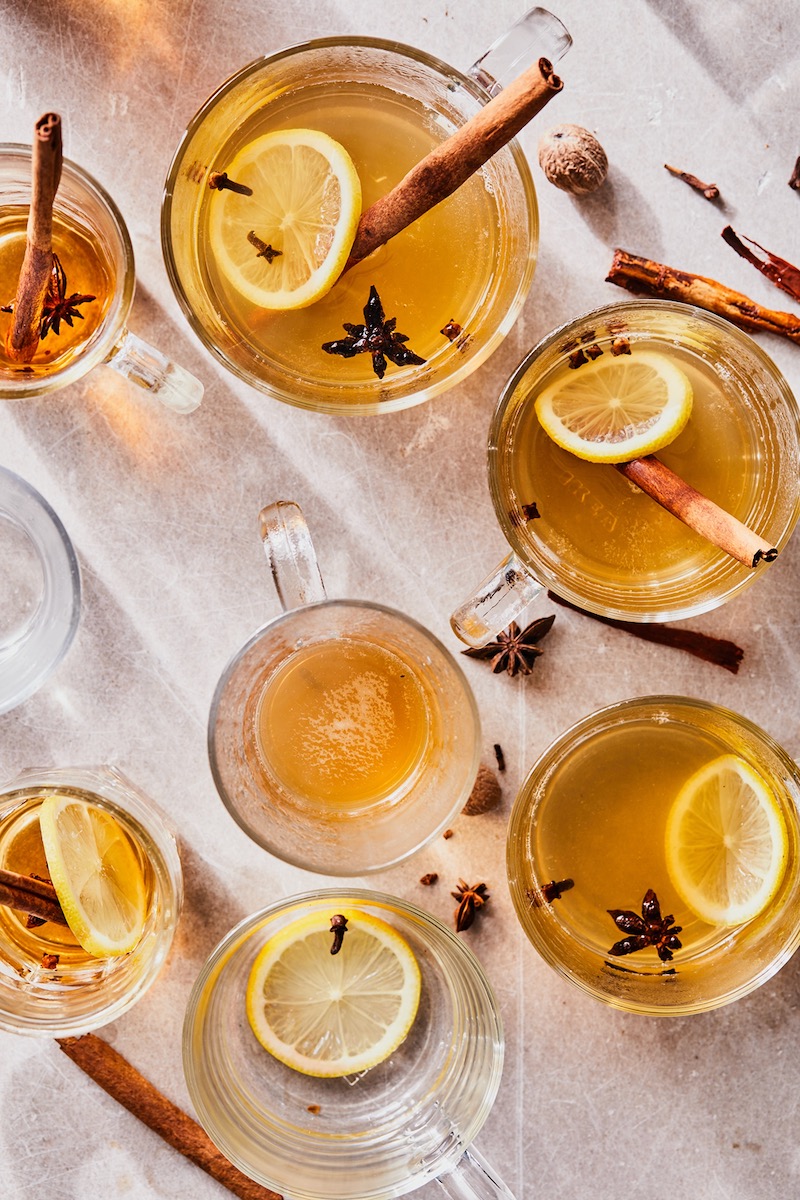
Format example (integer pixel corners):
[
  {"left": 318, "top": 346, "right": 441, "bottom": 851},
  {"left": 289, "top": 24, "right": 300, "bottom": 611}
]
[
  {"left": 8, "top": 112, "right": 62, "bottom": 361},
  {"left": 606, "top": 248, "right": 800, "bottom": 345},
  {"left": 616, "top": 456, "right": 777, "bottom": 568},
  {"left": 0, "top": 867, "right": 68, "bottom": 926},
  {"left": 347, "top": 58, "right": 562, "bottom": 268},
  {"left": 721, "top": 226, "right": 800, "bottom": 305},
  {"left": 546, "top": 591, "right": 744, "bottom": 674},
  {"left": 56, "top": 1034, "right": 282, "bottom": 1200}
]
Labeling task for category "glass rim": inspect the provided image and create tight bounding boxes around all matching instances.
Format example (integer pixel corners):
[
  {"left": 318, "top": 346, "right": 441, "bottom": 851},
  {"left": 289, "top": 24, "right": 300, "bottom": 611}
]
[
  {"left": 488, "top": 297, "right": 800, "bottom": 622},
  {"left": 207, "top": 598, "right": 482, "bottom": 872},
  {"left": 0, "top": 143, "right": 135, "bottom": 398},
  {"left": 160, "top": 37, "right": 538, "bottom": 415}
]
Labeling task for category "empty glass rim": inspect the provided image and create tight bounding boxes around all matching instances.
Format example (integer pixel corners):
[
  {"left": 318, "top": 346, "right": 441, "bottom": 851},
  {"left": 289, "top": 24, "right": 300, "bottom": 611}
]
[{"left": 0, "top": 466, "right": 81, "bottom": 714}]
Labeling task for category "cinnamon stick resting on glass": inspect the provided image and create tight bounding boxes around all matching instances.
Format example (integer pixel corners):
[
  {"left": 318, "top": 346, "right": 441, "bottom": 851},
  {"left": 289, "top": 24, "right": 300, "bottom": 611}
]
[
  {"left": 8, "top": 112, "right": 62, "bottom": 362},
  {"left": 606, "top": 248, "right": 800, "bottom": 345},
  {"left": 57, "top": 1034, "right": 283, "bottom": 1200},
  {"left": 346, "top": 57, "right": 563, "bottom": 268},
  {"left": 616, "top": 455, "right": 777, "bottom": 568}
]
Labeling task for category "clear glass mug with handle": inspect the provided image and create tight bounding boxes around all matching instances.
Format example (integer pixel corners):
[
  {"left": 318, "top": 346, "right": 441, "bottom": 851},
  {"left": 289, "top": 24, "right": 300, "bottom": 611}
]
[
  {"left": 184, "top": 889, "right": 515, "bottom": 1200},
  {"left": 451, "top": 300, "right": 800, "bottom": 645},
  {"left": 161, "top": 9, "right": 570, "bottom": 414},
  {"left": 208, "top": 501, "right": 481, "bottom": 874},
  {"left": 0, "top": 145, "right": 202, "bottom": 413}
]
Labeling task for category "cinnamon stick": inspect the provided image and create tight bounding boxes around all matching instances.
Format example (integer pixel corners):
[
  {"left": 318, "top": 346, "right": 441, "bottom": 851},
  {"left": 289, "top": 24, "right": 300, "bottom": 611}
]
[
  {"left": 616, "top": 455, "right": 777, "bottom": 568},
  {"left": 547, "top": 591, "right": 744, "bottom": 674},
  {"left": 0, "top": 867, "right": 68, "bottom": 926},
  {"left": 606, "top": 248, "right": 800, "bottom": 344},
  {"left": 346, "top": 58, "right": 562, "bottom": 268},
  {"left": 57, "top": 1034, "right": 282, "bottom": 1200},
  {"left": 8, "top": 112, "right": 62, "bottom": 361}
]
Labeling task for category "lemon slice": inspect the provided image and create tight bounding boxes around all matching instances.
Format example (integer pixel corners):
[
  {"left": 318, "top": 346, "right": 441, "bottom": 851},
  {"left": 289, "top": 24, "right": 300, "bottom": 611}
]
[
  {"left": 665, "top": 755, "right": 788, "bottom": 926},
  {"left": 246, "top": 910, "right": 421, "bottom": 1077},
  {"left": 208, "top": 128, "right": 362, "bottom": 310},
  {"left": 535, "top": 350, "right": 693, "bottom": 462},
  {"left": 39, "top": 796, "right": 148, "bottom": 957}
]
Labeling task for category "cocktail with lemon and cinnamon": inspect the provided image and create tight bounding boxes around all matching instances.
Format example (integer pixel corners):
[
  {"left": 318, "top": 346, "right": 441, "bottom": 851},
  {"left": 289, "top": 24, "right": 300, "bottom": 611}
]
[
  {"left": 0, "top": 767, "right": 181, "bottom": 1035},
  {"left": 162, "top": 37, "right": 548, "bottom": 413},
  {"left": 466, "top": 300, "right": 800, "bottom": 631},
  {"left": 507, "top": 697, "right": 800, "bottom": 1015}
]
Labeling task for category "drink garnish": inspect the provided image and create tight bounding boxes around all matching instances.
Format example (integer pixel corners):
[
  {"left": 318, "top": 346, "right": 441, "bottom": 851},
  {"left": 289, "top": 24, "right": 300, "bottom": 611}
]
[
  {"left": 526, "top": 878, "right": 574, "bottom": 907},
  {"left": 245, "top": 910, "right": 421, "bottom": 1077},
  {"left": 452, "top": 880, "right": 490, "bottom": 932},
  {"left": 39, "top": 254, "right": 95, "bottom": 339},
  {"left": 440, "top": 319, "right": 462, "bottom": 341},
  {"left": 461, "top": 615, "right": 555, "bottom": 677},
  {"left": 207, "top": 170, "right": 253, "bottom": 196},
  {"left": 328, "top": 912, "right": 348, "bottom": 955},
  {"left": 246, "top": 231, "right": 282, "bottom": 264},
  {"left": 321, "top": 284, "right": 426, "bottom": 379},
  {"left": 607, "top": 889, "right": 683, "bottom": 963}
]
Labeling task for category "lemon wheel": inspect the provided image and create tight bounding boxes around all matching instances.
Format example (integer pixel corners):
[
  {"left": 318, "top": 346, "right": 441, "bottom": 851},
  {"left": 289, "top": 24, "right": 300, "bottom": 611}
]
[
  {"left": 246, "top": 910, "right": 421, "bottom": 1077},
  {"left": 39, "top": 795, "right": 148, "bottom": 957},
  {"left": 535, "top": 349, "right": 693, "bottom": 462},
  {"left": 208, "top": 128, "right": 362, "bottom": 310},
  {"left": 665, "top": 755, "right": 788, "bottom": 927}
]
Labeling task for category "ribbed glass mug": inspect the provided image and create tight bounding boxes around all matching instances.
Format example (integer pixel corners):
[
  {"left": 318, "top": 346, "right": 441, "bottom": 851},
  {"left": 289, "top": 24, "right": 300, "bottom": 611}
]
[
  {"left": 208, "top": 501, "right": 481, "bottom": 874},
  {"left": 452, "top": 300, "right": 800, "bottom": 645},
  {"left": 0, "top": 145, "right": 202, "bottom": 412},
  {"left": 184, "top": 889, "right": 514, "bottom": 1200},
  {"left": 162, "top": 9, "right": 571, "bottom": 413}
]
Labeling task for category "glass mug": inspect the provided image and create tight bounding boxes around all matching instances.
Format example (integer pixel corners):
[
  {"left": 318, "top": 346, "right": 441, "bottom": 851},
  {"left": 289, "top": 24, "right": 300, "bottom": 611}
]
[
  {"left": 0, "top": 145, "right": 202, "bottom": 413},
  {"left": 161, "top": 9, "right": 571, "bottom": 414},
  {"left": 507, "top": 696, "right": 800, "bottom": 1015},
  {"left": 183, "top": 889, "right": 513, "bottom": 1200},
  {"left": 0, "top": 466, "right": 80, "bottom": 715},
  {"left": 451, "top": 300, "right": 800, "bottom": 644},
  {"left": 208, "top": 501, "right": 480, "bottom": 874},
  {"left": 0, "top": 766, "right": 183, "bottom": 1036}
]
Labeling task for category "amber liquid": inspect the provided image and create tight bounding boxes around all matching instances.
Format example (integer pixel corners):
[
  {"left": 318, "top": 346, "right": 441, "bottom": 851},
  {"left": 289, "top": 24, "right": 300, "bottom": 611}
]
[
  {"left": 198, "top": 83, "right": 501, "bottom": 387},
  {"left": 520, "top": 719, "right": 797, "bottom": 970},
  {"left": 0, "top": 208, "right": 113, "bottom": 378},
  {"left": 501, "top": 333, "right": 788, "bottom": 615},
  {"left": 0, "top": 791, "right": 152, "bottom": 979},
  {"left": 255, "top": 637, "right": 431, "bottom": 812}
]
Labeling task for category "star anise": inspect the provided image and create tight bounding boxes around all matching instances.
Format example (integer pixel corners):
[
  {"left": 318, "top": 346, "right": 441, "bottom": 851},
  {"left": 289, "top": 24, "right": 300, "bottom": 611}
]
[
  {"left": 321, "top": 284, "right": 426, "bottom": 379},
  {"left": 607, "top": 888, "right": 683, "bottom": 963},
  {"left": 451, "top": 880, "right": 490, "bottom": 932},
  {"left": 461, "top": 615, "right": 555, "bottom": 677},
  {"left": 39, "top": 254, "right": 95, "bottom": 340}
]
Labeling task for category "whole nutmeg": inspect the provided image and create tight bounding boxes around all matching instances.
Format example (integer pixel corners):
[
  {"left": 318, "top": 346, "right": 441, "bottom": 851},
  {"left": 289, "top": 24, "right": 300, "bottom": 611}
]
[
  {"left": 462, "top": 763, "right": 502, "bottom": 816},
  {"left": 538, "top": 124, "right": 608, "bottom": 195}
]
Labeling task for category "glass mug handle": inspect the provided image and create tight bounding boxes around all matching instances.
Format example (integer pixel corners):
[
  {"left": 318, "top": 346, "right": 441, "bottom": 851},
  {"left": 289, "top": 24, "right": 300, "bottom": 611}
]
[
  {"left": 468, "top": 5, "right": 572, "bottom": 97},
  {"left": 105, "top": 329, "right": 204, "bottom": 414},
  {"left": 436, "top": 1145, "right": 517, "bottom": 1200},
  {"left": 450, "top": 551, "right": 543, "bottom": 648},
  {"left": 259, "top": 500, "right": 327, "bottom": 612}
]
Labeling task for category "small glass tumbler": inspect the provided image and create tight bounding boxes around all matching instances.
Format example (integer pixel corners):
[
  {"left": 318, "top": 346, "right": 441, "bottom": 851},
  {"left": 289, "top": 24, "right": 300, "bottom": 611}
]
[
  {"left": 183, "top": 889, "right": 513, "bottom": 1200},
  {"left": 0, "top": 146, "right": 202, "bottom": 413},
  {"left": 208, "top": 501, "right": 481, "bottom": 874},
  {"left": 0, "top": 765, "right": 183, "bottom": 1036},
  {"left": 0, "top": 466, "right": 80, "bottom": 715},
  {"left": 507, "top": 696, "right": 800, "bottom": 1015}
]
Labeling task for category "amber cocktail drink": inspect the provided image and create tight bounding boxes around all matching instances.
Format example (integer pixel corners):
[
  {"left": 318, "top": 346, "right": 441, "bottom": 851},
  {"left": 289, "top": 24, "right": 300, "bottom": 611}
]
[
  {"left": 507, "top": 697, "right": 800, "bottom": 1014},
  {"left": 162, "top": 38, "right": 539, "bottom": 413}
]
